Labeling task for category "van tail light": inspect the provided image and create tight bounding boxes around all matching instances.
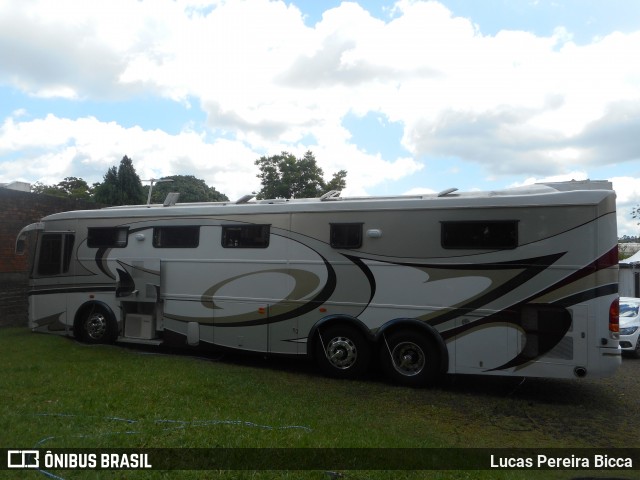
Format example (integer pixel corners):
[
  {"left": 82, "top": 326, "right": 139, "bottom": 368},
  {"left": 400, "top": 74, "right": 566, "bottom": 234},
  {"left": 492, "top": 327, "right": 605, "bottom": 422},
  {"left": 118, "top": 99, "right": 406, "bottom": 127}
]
[{"left": 609, "top": 297, "right": 620, "bottom": 338}]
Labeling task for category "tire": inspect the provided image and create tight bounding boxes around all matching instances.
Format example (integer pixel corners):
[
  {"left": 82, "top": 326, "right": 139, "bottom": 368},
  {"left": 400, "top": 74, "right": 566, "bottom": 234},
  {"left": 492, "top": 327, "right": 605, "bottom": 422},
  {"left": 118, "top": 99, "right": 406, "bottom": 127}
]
[
  {"left": 380, "top": 329, "right": 441, "bottom": 387},
  {"left": 79, "top": 306, "right": 118, "bottom": 344},
  {"left": 634, "top": 337, "right": 640, "bottom": 359},
  {"left": 315, "top": 324, "right": 371, "bottom": 380}
]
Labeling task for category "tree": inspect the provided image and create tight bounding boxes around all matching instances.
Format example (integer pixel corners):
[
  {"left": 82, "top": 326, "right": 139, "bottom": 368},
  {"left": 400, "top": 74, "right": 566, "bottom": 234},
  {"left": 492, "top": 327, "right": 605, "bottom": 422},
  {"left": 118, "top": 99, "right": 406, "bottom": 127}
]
[
  {"left": 32, "top": 181, "right": 65, "bottom": 198},
  {"left": 93, "top": 156, "right": 145, "bottom": 206},
  {"left": 144, "top": 175, "right": 229, "bottom": 204},
  {"left": 57, "top": 177, "right": 93, "bottom": 200},
  {"left": 117, "top": 156, "right": 145, "bottom": 205},
  {"left": 255, "top": 151, "right": 347, "bottom": 199},
  {"left": 619, "top": 234, "right": 640, "bottom": 243},
  {"left": 93, "top": 166, "right": 119, "bottom": 204},
  {"left": 32, "top": 177, "right": 94, "bottom": 200}
]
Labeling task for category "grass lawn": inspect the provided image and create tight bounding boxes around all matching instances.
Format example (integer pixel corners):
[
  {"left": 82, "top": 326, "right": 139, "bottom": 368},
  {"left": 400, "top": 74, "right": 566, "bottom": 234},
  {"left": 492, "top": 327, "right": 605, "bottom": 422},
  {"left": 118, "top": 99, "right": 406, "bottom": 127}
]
[{"left": 0, "top": 327, "right": 637, "bottom": 479}]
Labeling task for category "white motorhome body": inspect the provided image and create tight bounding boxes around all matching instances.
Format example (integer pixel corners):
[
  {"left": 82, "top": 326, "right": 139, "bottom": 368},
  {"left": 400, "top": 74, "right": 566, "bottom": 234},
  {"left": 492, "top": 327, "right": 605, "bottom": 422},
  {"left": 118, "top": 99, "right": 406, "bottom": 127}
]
[{"left": 16, "top": 181, "right": 621, "bottom": 386}]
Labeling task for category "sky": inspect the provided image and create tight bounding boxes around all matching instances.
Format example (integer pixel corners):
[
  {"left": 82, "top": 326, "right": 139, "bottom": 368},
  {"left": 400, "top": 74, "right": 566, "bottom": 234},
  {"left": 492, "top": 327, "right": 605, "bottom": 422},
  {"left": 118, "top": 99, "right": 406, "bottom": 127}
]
[{"left": 1, "top": 0, "right": 640, "bottom": 235}]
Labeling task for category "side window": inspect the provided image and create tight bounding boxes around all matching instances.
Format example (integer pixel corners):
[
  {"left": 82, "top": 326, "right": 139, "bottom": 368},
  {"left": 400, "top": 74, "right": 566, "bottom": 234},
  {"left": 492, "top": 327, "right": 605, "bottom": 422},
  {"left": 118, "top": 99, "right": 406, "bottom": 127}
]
[
  {"left": 441, "top": 221, "right": 518, "bottom": 249},
  {"left": 222, "top": 225, "right": 270, "bottom": 248},
  {"left": 153, "top": 226, "right": 200, "bottom": 248},
  {"left": 330, "top": 223, "right": 363, "bottom": 249},
  {"left": 87, "top": 227, "right": 129, "bottom": 248},
  {"left": 37, "top": 233, "right": 75, "bottom": 276}
]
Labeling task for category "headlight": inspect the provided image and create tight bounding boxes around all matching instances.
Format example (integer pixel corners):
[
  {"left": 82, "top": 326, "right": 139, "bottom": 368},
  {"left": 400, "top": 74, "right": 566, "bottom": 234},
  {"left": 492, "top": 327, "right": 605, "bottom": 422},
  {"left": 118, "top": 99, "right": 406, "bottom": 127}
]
[{"left": 620, "top": 326, "right": 639, "bottom": 336}]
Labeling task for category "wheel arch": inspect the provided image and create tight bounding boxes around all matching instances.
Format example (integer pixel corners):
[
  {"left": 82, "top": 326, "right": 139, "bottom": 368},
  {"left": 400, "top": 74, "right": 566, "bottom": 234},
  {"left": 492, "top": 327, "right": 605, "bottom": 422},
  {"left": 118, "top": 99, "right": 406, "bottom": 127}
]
[
  {"left": 73, "top": 301, "right": 119, "bottom": 340},
  {"left": 376, "top": 318, "right": 449, "bottom": 375},
  {"left": 307, "top": 314, "right": 373, "bottom": 360}
]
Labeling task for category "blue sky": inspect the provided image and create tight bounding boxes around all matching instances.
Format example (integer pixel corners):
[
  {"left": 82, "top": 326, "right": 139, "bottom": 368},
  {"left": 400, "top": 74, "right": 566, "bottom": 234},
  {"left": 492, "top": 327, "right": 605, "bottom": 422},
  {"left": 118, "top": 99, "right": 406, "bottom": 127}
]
[{"left": 1, "top": 0, "right": 639, "bottom": 234}]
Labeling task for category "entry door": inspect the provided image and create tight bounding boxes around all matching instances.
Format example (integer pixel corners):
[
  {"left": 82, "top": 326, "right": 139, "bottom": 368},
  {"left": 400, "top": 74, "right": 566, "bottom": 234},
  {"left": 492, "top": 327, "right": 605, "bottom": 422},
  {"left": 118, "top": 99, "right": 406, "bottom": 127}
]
[{"left": 160, "top": 260, "right": 214, "bottom": 346}]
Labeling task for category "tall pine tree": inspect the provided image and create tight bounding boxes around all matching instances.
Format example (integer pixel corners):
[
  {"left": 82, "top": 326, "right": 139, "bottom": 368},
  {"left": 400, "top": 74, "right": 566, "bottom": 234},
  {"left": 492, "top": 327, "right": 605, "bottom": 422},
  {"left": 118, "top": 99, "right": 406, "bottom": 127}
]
[{"left": 94, "top": 156, "right": 145, "bottom": 206}]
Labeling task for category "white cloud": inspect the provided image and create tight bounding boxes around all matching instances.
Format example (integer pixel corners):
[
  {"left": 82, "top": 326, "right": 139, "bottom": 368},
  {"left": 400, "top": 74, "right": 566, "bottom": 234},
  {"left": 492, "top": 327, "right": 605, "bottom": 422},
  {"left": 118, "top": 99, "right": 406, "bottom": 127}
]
[
  {"left": 1, "top": 0, "right": 639, "bottom": 207},
  {"left": 0, "top": 113, "right": 259, "bottom": 199},
  {"left": 0, "top": 112, "right": 423, "bottom": 200},
  {"left": 403, "top": 187, "right": 438, "bottom": 196},
  {"left": 610, "top": 177, "right": 640, "bottom": 238},
  {"left": 508, "top": 171, "right": 590, "bottom": 188}
]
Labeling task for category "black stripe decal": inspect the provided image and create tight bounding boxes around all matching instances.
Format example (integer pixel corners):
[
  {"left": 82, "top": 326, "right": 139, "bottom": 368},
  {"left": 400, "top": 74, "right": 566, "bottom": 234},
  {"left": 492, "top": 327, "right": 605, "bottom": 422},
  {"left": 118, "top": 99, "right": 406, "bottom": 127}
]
[
  {"left": 343, "top": 254, "right": 376, "bottom": 306},
  {"left": 427, "top": 252, "right": 566, "bottom": 327},
  {"left": 29, "top": 286, "right": 116, "bottom": 296}
]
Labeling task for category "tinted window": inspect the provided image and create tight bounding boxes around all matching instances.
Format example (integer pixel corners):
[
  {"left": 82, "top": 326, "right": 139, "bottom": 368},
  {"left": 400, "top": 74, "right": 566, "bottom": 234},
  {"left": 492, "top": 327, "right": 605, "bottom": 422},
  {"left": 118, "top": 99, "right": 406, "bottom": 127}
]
[
  {"left": 87, "top": 227, "right": 128, "bottom": 248},
  {"left": 330, "top": 223, "right": 363, "bottom": 249},
  {"left": 441, "top": 221, "right": 518, "bottom": 249},
  {"left": 222, "top": 225, "right": 270, "bottom": 248},
  {"left": 37, "top": 233, "right": 75, "bottom": 275},
  {"left": 153, "top": 226, "right": 200, "bottom": 248}
]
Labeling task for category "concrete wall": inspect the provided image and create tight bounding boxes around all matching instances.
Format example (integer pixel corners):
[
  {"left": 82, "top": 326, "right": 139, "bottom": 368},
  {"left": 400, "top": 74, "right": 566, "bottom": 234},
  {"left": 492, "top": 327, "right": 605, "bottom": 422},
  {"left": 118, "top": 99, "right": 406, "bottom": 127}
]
[{"left": 0, "top": 188, "right": 103, "bottom": 327}]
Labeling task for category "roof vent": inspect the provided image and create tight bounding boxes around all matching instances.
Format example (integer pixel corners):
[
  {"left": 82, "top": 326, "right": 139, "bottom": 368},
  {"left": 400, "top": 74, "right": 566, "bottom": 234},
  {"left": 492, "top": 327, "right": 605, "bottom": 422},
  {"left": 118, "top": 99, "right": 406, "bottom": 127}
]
[
  {"left": 320, "top": 190, "right": 341, "bottom": 201},
  {"left": 163, "top": 192, "right": 180, "bottom": 206},
  {"left": 437, "top": 187, "right": 458, "bottom": 197},
  {"left": 236, "top": 194, "right": 256, "bottom": 204}
]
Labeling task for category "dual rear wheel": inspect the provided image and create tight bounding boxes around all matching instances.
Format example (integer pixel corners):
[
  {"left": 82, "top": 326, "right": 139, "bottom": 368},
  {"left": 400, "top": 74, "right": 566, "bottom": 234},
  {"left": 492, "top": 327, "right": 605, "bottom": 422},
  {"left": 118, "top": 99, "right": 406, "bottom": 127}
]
[
  {"left": 380, "top": 330, "right": 441, "bottom": 387},
  {"left": 315, "top": 324, "right": 441, "bottom": 387},
  {"left": 315, "top": 325, "right": 370, "bottom": 379}
]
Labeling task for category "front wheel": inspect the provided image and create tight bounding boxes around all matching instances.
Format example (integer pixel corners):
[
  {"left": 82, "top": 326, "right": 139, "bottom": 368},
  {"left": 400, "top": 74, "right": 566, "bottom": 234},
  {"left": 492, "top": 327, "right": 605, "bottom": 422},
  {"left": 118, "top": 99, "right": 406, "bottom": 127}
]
[
  {"left": 380, "top": 330, "right": 441, "bottom": 387},
  {"left": 315, "top": 324, "right": 371, "bottom": 380},
  {"left": 79, "top": 306, "right": 118, "bottom": 344}
]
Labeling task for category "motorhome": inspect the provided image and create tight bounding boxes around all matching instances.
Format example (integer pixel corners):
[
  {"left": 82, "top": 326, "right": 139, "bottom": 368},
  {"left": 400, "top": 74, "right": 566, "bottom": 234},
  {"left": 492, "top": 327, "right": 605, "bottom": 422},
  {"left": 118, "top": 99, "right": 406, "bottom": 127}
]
[{"left": 16, "top": 181, "right": 621, "bottom": 386}]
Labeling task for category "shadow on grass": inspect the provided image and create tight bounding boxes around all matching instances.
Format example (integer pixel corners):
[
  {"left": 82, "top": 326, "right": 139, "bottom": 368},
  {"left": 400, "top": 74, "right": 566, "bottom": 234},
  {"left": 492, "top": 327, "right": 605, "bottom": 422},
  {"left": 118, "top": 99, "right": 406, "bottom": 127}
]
[{"left": 112, "top": 337, "right": 628, "bottom": 408}]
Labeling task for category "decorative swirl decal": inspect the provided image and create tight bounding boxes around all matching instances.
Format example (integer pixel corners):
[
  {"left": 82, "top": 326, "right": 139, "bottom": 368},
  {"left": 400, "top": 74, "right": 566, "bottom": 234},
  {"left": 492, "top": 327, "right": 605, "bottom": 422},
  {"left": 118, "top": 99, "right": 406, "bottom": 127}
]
[
  {"left": 198, "top": 256, "right": 337, "bottom": 327},
  {"left": 33, "top": 312, "right": 67, "bottom": 331},
  {"left": 95, "top": 248, "right": 115, "bottom": 279},
  {"left": 200, "top": 269, "right": 318, "bottom": 309},
  {"left": 115, "top": 268, "right": 136, "bottom": 298},
  {"left": 439, "top": 247, "right": 619, "bottom": 370}
]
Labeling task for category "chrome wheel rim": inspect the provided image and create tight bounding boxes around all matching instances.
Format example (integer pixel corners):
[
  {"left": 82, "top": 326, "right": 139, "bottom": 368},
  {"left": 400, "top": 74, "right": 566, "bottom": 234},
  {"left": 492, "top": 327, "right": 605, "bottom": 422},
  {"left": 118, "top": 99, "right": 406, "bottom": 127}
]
[
  {"left": 391, "top": 341, "right": 425, "bottom": 376},
  {"left": 86, "top": 313, "right": 107, "bottom": 340},
  {"left": 326, "top": 336, "right": 357, "bottom": 370}
]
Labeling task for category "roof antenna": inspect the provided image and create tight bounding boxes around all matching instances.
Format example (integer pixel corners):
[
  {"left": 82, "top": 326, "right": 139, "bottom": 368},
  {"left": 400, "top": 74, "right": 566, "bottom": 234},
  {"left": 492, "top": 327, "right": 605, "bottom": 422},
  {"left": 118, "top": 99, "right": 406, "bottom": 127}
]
[{"left": 143, "top": 178, "right": 174, "bottom": 206}]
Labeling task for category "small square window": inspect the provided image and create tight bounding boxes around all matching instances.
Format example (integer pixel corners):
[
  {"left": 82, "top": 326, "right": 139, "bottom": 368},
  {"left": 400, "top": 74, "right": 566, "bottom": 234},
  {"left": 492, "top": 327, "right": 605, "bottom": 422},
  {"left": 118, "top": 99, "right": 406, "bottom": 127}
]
[
  {"left": 153, "top": 226, "right": 200, "bottom": 248},
  {"left": 87, "top": 227, "right": 129, "bottom": 248},
  {"left": 441, "top": 221, "right": 518, "bottom": 249},
  {"left": 222, "top": 225, "right": 270, "bottom": 248},
  {"left": 330, "top": 223, "right": 363, "bottom": 249}
]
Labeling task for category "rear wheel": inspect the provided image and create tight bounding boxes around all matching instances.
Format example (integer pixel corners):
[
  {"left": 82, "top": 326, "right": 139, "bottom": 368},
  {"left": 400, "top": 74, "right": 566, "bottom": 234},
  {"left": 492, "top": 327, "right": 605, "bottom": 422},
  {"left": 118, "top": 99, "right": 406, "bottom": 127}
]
[
  {"left": 79, "top": 306, "right": 118, "bottom": 344},
  {"left": 315, "top": 324, "right": 371, "bottom": 379},
  {"left": 381, "top": 329, "right": 441, "bottom": 387}
]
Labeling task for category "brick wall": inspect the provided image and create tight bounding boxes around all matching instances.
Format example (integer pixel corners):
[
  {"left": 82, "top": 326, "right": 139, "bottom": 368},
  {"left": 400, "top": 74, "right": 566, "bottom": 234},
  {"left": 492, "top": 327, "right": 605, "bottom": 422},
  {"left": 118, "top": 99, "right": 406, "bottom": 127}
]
[
  {"left": 0, "top": 276, "right": 29, "bottom": 327},
  {"left": 0, "top": 189, "right": 103, "bottom": 327}
]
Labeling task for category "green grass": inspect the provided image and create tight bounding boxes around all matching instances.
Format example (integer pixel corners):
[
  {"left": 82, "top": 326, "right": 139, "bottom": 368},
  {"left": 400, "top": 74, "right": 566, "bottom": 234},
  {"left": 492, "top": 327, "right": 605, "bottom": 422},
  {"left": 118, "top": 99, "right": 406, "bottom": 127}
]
[{"left": 0, "top": 327, "right": 637, "bottom": 480}]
